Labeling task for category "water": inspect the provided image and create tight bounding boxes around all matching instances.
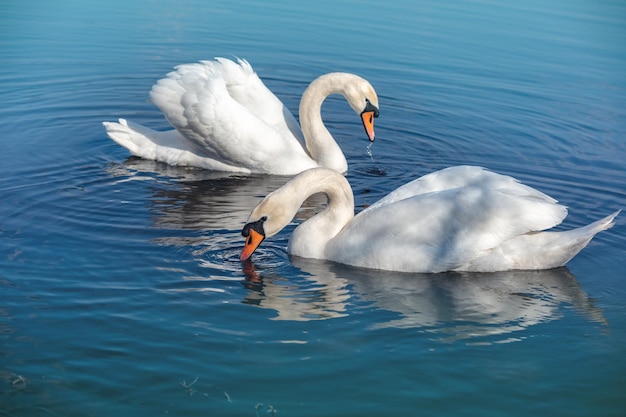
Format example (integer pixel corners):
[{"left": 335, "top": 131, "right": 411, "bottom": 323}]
[{"left": 1, "top": 0, "right": 625, "bottom": 415}]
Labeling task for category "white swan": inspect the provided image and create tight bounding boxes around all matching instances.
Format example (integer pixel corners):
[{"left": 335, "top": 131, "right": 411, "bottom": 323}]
[
  {"left": 102, "top": 58, "right": 379, "bottom": 175},
  {"left": 240, "top": 166, "right": 619, "bottom": 273}
]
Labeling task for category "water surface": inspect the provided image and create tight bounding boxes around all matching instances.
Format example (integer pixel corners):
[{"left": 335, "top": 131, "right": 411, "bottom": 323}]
[{"left": 1, "top": 0, "right": 625, "bottom": 416}]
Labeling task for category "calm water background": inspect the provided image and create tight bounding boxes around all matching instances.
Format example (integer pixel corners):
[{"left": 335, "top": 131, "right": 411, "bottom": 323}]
[{"left": 1, "top": 0, "right": 625, "bottom": 416}]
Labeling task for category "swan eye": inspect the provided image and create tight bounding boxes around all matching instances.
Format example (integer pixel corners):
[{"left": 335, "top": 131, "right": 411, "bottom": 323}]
[
  {"left": 363, "top": 99, "right": 379, "bottom": 118},
  {"left": 242, "top": 216, "right": 267, "bottom": 237}
]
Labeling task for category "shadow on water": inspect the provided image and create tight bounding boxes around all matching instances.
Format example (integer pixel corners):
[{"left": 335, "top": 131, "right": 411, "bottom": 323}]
[{"left": 242, "top": 257, "right": 607, "bottom": 343}]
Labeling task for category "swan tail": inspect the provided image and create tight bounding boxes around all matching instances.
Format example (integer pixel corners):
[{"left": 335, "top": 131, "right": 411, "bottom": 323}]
[
  {"left": 552, "top": 210, "right": 620, "bottom": 266},
  {"left": 579, "top": 210, "right": 620, "bottom": 235},
  {"left": 526, "top": 210, "right": 619, "bottom": 270},
  {"left": 564, "top": 210, "right": 620, "bottom": 248},
  {"left": 467, "top": 210, "right": 620, "bottom": 272},
  {"left": 103, "top": 118, "right": 250, "bottom": 171},
  {"left": 103, "top": 118, "right": 159, "bottom": 158}
]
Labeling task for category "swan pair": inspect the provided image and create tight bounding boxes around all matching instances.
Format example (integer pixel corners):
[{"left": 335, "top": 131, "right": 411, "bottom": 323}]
[{"left": 103, "top": 57, "right": 619, "bottom": 273}]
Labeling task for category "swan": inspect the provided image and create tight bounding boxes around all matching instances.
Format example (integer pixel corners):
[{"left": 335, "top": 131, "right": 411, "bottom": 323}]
[
  {"left": 240, "top": 166, "right": 619, "bottom": 273},
  {"left": 102, "top": 58, "right": 379, "bottom": 175}
]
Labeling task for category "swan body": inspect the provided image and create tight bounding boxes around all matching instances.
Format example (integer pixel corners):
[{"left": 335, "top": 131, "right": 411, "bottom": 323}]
[
  {"left": 103, "top": 58, "right": 379, "bottom": 175},
  {"left": 241, "top": 166, "right": 619, "bottom": 273}
]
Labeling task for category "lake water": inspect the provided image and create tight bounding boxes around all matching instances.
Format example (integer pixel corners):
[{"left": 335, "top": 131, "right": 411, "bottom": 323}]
[{"left": 1, "top": 0, "right": 625, "bottom": 415}]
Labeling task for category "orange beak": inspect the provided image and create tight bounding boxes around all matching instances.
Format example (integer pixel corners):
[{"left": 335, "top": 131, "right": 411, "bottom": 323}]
[
  {"left": 360, "top": 100, "right": 379, "bottom": 142},
  {"left": 361, "top": 111, "right": 376, "bottom": 142},
  {"left": 240, "top": 228, "right": 265, "bottom": 261}
]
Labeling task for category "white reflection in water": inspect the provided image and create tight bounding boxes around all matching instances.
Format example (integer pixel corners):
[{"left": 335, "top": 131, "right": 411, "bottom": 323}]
[
  {"left": 241, "top": 260, "right": 350, "bottom": 321},
  {"left": 244, "top": 257, "right": 606, "bottom": 343},
  {"left": 108, "top": 157, "right": 292, "bottom": 232}
]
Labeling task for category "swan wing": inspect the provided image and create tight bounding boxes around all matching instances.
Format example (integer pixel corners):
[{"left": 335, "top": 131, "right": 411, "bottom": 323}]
[
  {"left": 210, "top": 58, "right": 304, "bottom": 144},
  {"left": 329, "top": 178, "right": 567, "bottom": 272},
  {"left": 150, "top": 61, "right": 314, "bottom": 173}
]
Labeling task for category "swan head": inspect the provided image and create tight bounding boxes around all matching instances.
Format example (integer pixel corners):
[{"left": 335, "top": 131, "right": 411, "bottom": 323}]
[
  {"left": 240, "top": 216, "right": 267, "bottom": 261},
  {"left": 240, "top": 168, "right": 355, "bottom": 261},
  {"left": 305, "top": 72, "right": 379, "bottom": 142},
  {"left": 343, "top": 76, "right": 379, "bottom": 142},
  {"left": 360, "top": 98, "right": 379, "bottom": 142},
  {"left": 240, "top": 186, "right": 296, "bottom": 261}
]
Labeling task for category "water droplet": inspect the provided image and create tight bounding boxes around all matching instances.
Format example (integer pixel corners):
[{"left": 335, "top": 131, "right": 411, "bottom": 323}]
[{"left": 366, "top": 142, "right": 374, "bottom": 160}]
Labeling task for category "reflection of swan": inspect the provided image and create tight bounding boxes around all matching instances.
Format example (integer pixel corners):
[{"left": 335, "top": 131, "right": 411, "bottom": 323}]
[
  {"left": 241, "top": 260, "right": 350, "bottom": 321},
  {"left": 330, "top": 264, "right": 608, "bottom": 339},
  {"left": 103, "top": 58, "right": 379, "bottom": 175},
  {"left": 105, "top": 158, "right": 333, "bottom": 292},
  {"left": 244, "top": 258, "right": 606, "bottom": 342},
  {"left": 107, "top": 158, "right": 291, "bottom": 234},
  {"left": 241, "top": 167, "right": 619, "bottom": 272}
]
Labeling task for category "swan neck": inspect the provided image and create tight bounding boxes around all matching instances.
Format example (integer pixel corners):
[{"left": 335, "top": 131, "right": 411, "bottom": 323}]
[
  {"left": 299, "top": 74, "right": 352, "bottom": 173},
  {"left": 287, "top": 169, "right": 355, "bottom": 258}
]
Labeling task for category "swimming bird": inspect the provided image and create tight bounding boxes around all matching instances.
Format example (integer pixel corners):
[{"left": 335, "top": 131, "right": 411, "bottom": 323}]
[
  {"left": 240, "top": 166, "right": 619, "bottom": 273},
  {"left": 103, "top": 58, "right": 379, "bottom": 175}
]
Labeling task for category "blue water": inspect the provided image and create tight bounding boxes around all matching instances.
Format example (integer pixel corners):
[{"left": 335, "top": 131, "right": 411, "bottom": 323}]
[{"left": 1, "top": 0, "right": 625, "bottom": 415}]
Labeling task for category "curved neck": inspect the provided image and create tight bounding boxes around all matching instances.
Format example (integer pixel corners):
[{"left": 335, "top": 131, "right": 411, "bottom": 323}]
[
  {"left": 299, "top": 73, "right": 356, "bottom": 173},
  {"left": 285, "top": 169, "right": 355, "bottom": 258}
]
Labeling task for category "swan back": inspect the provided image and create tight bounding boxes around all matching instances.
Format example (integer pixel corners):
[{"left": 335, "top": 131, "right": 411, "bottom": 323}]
[
  {"left": 329, "top": 184, "right": 567, "bottom": 272},
  {"left": 327, "top": 166, "right": 569, "bottom": 272},
  {"left": 366, "top": 166, "right": 558, "bottom": 211}
]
